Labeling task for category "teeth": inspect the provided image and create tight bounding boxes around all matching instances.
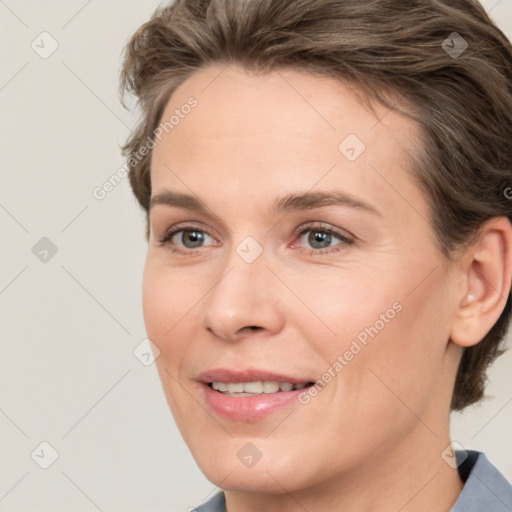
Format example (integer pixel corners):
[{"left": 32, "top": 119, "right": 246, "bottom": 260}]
[
  {"left": 227, "top": 383, "right": 244, "bottom": 393},
  {"left": 263, "top": 381, "right": 280, "bottom": 393},
  {"left": 212, "top": 382, "right": 228, "bottom": 392},
  {"left": 211, "top": 380, "right": 308, "bottom": 395},
  {"left": 242, "top": 382, "right": 263, "bottom": 393}
]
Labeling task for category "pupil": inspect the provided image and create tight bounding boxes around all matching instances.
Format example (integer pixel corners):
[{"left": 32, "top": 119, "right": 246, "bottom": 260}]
[
  {"left": 309, "top": 231, "right": 330, "bottom": 248},
  {"left": 183, "top": 230, "right": 203, "bottom": 248}
]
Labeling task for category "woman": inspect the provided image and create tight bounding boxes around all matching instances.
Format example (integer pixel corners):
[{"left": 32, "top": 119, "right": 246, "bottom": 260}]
[{"left": 119, "top": 0, "right": 512, "bottom": 510}]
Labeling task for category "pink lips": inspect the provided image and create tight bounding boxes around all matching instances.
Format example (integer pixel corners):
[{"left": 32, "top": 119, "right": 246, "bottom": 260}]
[{"left": 198, "top": 368, "right": 314, "bottom": 422}]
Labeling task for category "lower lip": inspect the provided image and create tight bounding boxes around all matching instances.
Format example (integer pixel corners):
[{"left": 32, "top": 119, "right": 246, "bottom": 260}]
[{"left": 201, "top": 383, "right": 309, "bottom": 421}]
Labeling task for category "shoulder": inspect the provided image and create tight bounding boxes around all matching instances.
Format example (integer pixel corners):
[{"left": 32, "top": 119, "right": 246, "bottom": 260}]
[
  {"left": 451, "top": 450, "right": 512, "bottom": 512},
  {"left": 191, "top": 491, "right": 226, "bottom": 512}
]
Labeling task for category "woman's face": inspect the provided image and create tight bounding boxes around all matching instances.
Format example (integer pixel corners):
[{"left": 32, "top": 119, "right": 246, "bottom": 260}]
[{"left": 143, "top": 64, "right": 463, "bottom": 493}]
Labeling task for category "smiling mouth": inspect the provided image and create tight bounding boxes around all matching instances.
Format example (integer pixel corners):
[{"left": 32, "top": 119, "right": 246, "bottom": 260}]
[{"left": 207, "top": 380, "right": 315, "bottom": 396}]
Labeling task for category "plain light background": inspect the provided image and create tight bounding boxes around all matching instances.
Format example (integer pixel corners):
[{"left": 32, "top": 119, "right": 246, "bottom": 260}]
[{"left": 0, "top": 0, "right": 511, "bottom": 510}]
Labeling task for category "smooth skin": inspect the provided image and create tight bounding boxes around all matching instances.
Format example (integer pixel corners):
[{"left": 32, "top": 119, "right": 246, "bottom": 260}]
[{"left": 142, "top": 64, "right": 512, "bottom": 512}]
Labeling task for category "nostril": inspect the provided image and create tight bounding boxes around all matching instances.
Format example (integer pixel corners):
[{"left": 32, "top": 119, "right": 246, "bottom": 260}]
[{"left": 240, "top": 326, "right": 263, "bottom": 332}]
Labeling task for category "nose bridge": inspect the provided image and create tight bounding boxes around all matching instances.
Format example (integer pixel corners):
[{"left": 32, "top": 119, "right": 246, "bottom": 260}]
[{"left": 202, "top": 238, "right": 283, "bottom": 339}]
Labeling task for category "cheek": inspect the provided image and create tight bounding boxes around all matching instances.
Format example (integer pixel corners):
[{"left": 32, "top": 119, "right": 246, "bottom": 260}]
[
  {"left": 289, "top": 263, "right": 449, "bottom": 411},
  {"left": 284, "top": 267, "right": 401, "bottom": 355},
  {"left": 142, "top": 264, "right": 169, "bottom": 344},
  {"left": 142, "top": 254, "right": 231, "bottom": 427},
  {"left": 142, "top": 260, "right": 203, "bottom": 427},
  {"left": 141, "top": 259, "right": 198, "bottom": 359},
  {"left": 340, "top": 275, "right": 453, "bottom": 421}
]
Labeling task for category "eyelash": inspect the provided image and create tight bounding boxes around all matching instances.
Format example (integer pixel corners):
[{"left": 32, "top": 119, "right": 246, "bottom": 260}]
[{"left": 157, "top": 222, "right": 354, "bottom": 255}]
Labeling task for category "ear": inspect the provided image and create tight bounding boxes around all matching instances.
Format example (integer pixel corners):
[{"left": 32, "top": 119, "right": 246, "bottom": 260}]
[{"left": 450, "top": 217, "right": 512, "bottom": 348}]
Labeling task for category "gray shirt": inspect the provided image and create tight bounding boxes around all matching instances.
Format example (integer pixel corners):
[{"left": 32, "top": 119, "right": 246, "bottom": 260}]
[{"left": 191, "top": 451, "right": 512, "bottom": 511}]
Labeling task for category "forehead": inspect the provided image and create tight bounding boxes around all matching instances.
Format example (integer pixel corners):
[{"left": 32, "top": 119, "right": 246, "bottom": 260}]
[
  {"left": 150, "top": 63, "right": 426, "bottom": 220},
  {"left": 158, "top": 63, "right": 418, "bottom": 137}
]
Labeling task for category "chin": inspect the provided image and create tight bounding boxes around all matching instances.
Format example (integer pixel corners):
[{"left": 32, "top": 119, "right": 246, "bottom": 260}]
[
  {"left": 202, "top": 464, "right": 299, "bottom": 494},
  {"left": 191, "top": 444, "right": 313, "bottom": 495}
]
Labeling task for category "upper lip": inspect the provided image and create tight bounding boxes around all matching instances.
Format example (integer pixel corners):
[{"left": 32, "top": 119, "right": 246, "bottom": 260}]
[{"left": 197, "top": 368, "right": 314, "bottom": 384}]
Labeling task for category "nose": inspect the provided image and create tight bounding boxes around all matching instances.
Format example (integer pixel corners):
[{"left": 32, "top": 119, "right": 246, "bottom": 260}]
[{"left": 202, "top": 248, "right": 285, "bottom": 341}]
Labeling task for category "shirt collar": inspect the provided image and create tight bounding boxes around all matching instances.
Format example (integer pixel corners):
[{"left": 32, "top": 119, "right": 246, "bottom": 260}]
[{"left": 450, "top": 450, "right": 512, "bottom": 512}]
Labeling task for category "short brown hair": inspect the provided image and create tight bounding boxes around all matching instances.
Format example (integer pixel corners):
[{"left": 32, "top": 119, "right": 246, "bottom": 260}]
[{"left": 119, "top": 0, "right": 512, "bottom": 410}]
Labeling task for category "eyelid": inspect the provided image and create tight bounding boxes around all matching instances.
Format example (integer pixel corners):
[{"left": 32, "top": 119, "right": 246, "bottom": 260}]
[
  {"left": 158, "top": 222, "right": 218, "bottom": 246},
  {"left": 292, "top": 221, "right": 354, "bottom": 243},
  {"left": 150, "top": 208, "right": 233, "bottom": 240}
]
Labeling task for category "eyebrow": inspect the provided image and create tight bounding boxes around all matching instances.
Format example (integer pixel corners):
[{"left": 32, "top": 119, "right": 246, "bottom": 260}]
[{"left": 149, "top": 190, "right": 381, "bottom": 217}]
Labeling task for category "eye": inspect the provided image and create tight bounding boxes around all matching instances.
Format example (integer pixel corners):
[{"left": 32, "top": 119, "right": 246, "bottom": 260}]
[
  {"left": 159, "top": 226, "right": 216, "bottom": 251},
  {"left": 295, "top": 223, "right": 353, "bottom": 254},
  {"left": 157, "top": 222, "right": 353, "bottom": 255}
]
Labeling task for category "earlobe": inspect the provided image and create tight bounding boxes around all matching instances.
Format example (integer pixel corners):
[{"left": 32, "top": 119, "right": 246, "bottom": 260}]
[{"left": 450, "top": 217, "right": 512, "bottom": 348}]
